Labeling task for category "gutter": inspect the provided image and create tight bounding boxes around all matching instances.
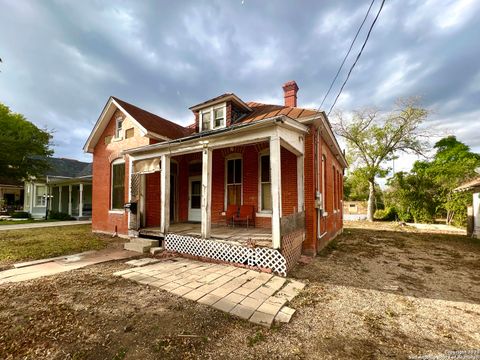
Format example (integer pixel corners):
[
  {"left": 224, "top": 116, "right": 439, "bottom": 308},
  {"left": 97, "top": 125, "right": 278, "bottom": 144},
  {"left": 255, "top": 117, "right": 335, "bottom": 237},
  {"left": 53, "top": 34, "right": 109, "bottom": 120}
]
[{"left": 123, "top": 115, "right": 307, "bottom": 156}]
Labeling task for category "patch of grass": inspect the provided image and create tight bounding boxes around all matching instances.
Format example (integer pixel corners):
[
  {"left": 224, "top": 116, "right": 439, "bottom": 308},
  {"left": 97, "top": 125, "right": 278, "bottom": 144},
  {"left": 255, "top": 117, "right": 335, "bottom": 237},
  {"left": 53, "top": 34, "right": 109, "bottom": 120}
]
[
  {"left": 0, "top": 219, "right": 49, "bottom": 226},
  {"left": 112, "top": 348, "right": 127, "bottom": 360},
  {"left": 247, "top": 330, "right": 266, "bottom": 347},
  {"left": 0, "top": 225, "right": 119, "bottom": 265}
]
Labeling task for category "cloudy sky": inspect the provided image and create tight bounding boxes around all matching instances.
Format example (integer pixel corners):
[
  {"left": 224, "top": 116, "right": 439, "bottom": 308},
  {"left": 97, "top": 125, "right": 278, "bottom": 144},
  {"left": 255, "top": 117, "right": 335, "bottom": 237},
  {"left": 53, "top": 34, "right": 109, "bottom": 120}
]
[{"left": 1, "top": 0, "right": 479, "bottom": 174}]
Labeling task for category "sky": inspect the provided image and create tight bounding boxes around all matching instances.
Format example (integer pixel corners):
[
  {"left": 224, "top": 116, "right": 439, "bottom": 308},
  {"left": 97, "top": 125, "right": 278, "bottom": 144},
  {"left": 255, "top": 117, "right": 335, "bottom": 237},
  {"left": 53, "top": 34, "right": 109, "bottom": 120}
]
[{"left": 0, "top": 0, "right": 479, "bottom": 176}]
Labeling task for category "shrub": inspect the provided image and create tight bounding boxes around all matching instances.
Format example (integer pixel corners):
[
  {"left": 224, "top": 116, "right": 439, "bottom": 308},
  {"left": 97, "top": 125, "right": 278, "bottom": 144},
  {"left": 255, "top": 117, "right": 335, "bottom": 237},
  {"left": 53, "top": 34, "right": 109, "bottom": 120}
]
[
  {"left": 48, "top": 211, "right": 74, "bottom": 221},
  {"left": 10, "top": 211, "right": 31, "bottom": 219},
  {"left": 374, "top": 207, "right": 397, "bottom": 221}
]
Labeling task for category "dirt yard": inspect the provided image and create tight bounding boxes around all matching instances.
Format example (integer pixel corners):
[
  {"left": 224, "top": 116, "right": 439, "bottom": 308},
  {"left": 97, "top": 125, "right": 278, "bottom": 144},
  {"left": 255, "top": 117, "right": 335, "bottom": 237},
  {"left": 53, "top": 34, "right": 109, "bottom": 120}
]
[{"left": 1, "top": 221, "right": 479, "bottom": 359}]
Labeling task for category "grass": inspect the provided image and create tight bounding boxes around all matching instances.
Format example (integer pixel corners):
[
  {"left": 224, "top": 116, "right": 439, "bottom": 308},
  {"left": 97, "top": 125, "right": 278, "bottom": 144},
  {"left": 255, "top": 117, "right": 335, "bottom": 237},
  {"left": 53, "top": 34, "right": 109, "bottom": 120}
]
[
  {"left": 0, "top": 224, "right": 120, "bottom": 266},
  {"left": 0, "top": 219, "right": 50, "bottom": 226}
]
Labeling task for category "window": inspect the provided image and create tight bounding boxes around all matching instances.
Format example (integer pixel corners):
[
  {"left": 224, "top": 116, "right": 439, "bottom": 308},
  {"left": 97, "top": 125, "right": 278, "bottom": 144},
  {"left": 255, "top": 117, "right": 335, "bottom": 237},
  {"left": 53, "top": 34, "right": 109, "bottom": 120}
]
[
  {"left": 321, "top": 155, "right": 326, "bottom": 209},
  {"left": 200, "top": 103, "right": 227, "bottom": 131},
  {"left": 214, "top": 107, "right": 225, "bottom": 128},
  {"left": 115, "top": 117, "right": 123, "bottom": 138},
  {"left": 259, "top": 154, "right": 272, "bottom": 211},
  {"left": 111, "top": 161, "right": 125, "bottom": 210},
  {"left": 35, "top": 185, "right": 47, "bottom": 207},
  {"left": 226, "top": 158, "right": 242, "bottom": 206},
  {"left": 201, "top": 111, "right": 211, "bottom": 131}
]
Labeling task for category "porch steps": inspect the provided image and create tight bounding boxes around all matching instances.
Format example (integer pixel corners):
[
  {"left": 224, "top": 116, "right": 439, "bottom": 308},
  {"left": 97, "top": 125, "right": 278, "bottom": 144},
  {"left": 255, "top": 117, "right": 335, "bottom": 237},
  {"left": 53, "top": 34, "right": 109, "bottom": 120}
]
[{"left": 124, "top": 238, "right": 159, "bottom": 253}]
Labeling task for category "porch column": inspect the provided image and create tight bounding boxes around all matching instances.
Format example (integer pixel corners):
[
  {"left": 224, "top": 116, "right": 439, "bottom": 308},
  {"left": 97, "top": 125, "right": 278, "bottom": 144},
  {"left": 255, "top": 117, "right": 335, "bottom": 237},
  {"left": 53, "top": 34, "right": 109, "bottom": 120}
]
[
  {"left": 68, "top": 185, "right": 72, "bottom": 215},
  {"left": 201, "top": 146, "right": 212, "bottom": 239},
  {"left": 58, "top": 186, "right": 62, "bottom": 212},
  {"left": 79, "top": 184, "right": 83, "bottom": 218},
  {"left": 270, "top": 134, "right": 282, "bottom": 249},
  {"left": 297, "top": 154, "right": 304, "bottom": 212},
  {"left": 160, "top": 155, "right": 170, "bottom": 234}
]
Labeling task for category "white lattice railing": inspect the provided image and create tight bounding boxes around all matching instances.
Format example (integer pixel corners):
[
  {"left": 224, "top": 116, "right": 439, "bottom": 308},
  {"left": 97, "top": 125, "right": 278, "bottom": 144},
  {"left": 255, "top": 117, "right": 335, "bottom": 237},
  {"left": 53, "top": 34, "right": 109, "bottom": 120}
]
[{"left": 165, "top": 233, "right": 287, "bottom": 276}]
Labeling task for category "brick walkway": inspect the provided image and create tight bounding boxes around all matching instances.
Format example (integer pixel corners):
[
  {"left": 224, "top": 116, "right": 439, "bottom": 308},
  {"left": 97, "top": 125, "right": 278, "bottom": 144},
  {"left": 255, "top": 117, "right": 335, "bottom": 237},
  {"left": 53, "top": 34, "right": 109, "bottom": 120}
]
[{"left": 114, "top": 258, "right": 305, "bottom": 327}]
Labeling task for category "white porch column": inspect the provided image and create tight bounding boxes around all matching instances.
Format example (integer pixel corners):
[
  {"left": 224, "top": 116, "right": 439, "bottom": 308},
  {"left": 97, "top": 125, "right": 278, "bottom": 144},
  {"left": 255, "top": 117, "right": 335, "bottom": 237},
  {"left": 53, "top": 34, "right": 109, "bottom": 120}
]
[
  {"left": 79, "top": 184, "right": 84, "bottom": 218},
  {"left": 201, "top": 146, "right": 212, "bottom": 239},
  {"left": 58, "top": 186, "right": 62, "bottom": 212},
  {"left": 68, "top": 185, "right": 72, "bottom": 215},
  {"left": 160, "top": 155, "right": 170, "bottom": 234},
  {"left": 297, "top": 154, "right": 304, "bottom": 212},
  {"left": 270, "top": 134, "right": 282, "bottom": 249}
]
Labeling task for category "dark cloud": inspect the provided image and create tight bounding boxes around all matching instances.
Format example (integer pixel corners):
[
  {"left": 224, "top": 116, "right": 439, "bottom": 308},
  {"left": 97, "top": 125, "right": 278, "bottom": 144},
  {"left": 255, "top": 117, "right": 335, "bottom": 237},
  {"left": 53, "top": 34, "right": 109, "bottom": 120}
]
[{"left": 0, "top": 0, "right": 479, "bottom": 164}]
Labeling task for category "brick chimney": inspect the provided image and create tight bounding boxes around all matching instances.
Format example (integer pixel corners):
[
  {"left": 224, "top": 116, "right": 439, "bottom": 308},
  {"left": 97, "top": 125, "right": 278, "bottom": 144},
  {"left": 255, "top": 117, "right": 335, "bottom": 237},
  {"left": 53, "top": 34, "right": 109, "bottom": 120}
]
[{"left": 282, "top": 80, "right": 299, "bottom": 107}]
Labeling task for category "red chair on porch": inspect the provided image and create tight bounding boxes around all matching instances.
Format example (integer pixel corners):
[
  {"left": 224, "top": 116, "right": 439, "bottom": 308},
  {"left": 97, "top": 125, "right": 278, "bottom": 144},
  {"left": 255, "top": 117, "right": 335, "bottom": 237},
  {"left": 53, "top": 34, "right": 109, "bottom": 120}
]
[
  {"left": 233, "top": 205, "right": 255, "bottom": 228},
  {"left": 225, "top": 204, "right": 238, "bottom": 227}
]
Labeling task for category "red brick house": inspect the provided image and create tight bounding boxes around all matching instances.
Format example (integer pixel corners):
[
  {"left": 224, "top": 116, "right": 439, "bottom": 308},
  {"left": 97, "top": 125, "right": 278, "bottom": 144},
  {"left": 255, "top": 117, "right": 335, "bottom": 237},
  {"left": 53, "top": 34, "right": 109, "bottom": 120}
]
[{"left": 84, "top": 81, "right": 347, "bottom": 275}]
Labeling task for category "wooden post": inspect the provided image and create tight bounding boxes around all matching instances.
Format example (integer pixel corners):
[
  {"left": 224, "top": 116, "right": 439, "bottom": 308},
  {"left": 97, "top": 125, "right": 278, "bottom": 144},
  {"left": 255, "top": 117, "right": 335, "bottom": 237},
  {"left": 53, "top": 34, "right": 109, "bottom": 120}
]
[
  {"left": 297, "top": 154, "right": 304, "bottom": 213},
  {"left": 68, "top": 185, "right": 72, "bottom": 215},
  {"left": 79, "top": 184, "right": 83, "bottom": 218},
  {"left": 58, "top": 186, "right": 62, "bottom": 212},
  {"left": 270, "top": 134, "right": 282, "bottom": 249},
  {"left": 201, "top": 146, "right": 212, "bottom": 239},
  {"left": 160, "top": 155, "right": 170, "bottom": 234}
]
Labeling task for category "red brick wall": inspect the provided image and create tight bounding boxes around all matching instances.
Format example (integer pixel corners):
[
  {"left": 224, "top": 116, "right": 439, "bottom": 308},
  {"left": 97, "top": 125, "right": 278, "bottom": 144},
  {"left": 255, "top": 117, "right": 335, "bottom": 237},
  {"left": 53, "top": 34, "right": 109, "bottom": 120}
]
[
  {"left": 145, "top": 172, "right": 161, "bottom": 227},
  {"left": 92, "top": 109, "right": 150, "bottom": 236}
]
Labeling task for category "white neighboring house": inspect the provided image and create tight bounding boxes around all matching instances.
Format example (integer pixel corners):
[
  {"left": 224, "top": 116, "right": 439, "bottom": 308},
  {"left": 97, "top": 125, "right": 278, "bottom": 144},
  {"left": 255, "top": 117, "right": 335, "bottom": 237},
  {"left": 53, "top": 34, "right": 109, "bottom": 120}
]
[
  {"left": 455, "top": 176, "right": 480, "bottom": 238},
  {"left": 24, "top": 158, "right": 92, "bottom": 219}
]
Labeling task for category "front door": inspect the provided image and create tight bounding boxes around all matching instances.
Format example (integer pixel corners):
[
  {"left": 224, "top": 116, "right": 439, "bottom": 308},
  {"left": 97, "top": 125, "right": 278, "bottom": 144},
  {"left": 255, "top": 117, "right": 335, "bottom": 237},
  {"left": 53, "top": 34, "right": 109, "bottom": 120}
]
[{"left": 188, "top": 176, "right": 201, "bottom": 222}]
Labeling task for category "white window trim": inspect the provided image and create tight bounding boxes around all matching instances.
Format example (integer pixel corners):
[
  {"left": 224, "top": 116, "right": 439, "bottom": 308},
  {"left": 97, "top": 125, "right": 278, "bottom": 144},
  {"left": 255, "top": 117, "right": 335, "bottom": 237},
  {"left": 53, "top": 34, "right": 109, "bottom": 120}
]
[
  {"left": 34, "top": 184, "right": 47, "bottom": 208},
  {"left": 224, "top": 153, "right": 243, "bottom": 211},
  {"left": 115, "top": 116, "right": 124, "bottom": 139},
  {"left": 111, "top": 158, "right": 126, "bottom": 211},
  {"left": 199, "top": 103, "right": 227, "bottom": 132},
  {"left": 258, "top": 149, "right": 273, "bottom": 214}
]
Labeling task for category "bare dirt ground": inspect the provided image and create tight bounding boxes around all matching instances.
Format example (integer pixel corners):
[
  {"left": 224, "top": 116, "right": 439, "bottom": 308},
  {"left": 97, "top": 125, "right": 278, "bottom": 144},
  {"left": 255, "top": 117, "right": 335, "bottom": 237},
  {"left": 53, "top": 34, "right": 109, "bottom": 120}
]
[{"left": 1, "top": 221, "right": 479, "bottom": 359}]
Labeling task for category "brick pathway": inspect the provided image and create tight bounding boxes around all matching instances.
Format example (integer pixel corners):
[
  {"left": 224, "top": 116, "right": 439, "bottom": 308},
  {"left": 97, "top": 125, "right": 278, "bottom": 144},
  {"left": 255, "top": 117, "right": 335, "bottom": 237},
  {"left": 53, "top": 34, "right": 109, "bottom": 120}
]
[{"left": 114, "top": 258, "right": 305, "bottom": 327}]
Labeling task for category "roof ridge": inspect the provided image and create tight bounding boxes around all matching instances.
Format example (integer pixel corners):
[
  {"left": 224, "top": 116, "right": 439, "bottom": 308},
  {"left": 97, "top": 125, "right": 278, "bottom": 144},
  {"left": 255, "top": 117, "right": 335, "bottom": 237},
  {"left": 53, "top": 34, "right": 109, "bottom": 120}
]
[{"left": 112, "top": 96, "right": 187, "bottom": 131}]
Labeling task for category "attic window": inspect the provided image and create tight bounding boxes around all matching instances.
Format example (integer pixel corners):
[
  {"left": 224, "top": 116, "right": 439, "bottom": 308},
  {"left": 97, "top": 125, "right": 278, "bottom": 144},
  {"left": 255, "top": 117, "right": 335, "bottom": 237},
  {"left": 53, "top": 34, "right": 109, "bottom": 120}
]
[
  {"left": 125, "top": 128, "right": 134, "bottom": 139},
  {"left": 115, "top": 117, "right": 123, "bottom": 138},
  {"left": 200, "top": 103, "right": 226, "bottom": 131}
]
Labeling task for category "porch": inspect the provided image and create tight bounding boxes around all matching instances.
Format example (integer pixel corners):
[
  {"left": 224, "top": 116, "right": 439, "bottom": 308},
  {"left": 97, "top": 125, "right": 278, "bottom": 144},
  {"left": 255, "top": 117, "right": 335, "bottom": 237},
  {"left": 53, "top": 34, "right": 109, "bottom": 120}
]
[
  {"left": 140, "top": 222, "right": 273, "bottom": 248},
  {"left": 125, "top": 116, "right": 308, "bottom": 274}
]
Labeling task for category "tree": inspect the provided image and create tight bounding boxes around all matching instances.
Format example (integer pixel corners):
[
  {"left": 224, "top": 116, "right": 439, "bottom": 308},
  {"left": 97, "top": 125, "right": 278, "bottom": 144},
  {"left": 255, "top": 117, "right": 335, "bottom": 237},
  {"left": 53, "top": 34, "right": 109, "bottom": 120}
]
[
  {"left": 425, "top": 136, "right": 480, "bottom": 225},
  {"left": 333, "top": 98, "right": 429, "bottom": 221},
  {"left": 0, "top": 103, "right": 53, "bottom": 181},
  {"left": 344, "top": 168, "right": 383, "bottom": 205}
]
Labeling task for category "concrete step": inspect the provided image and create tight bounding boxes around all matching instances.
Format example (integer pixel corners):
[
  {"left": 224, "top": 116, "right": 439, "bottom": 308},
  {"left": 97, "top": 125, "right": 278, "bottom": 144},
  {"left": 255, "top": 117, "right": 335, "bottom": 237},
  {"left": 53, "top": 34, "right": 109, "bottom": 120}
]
[
  {"left": 150, "top": 246, "right": 164, "bottom": 255},
  {"left": 130, "top": 238, "right": 159, "bottom": 247},
  {"left": 124, "top": 242, "right": 151, "bottom": 253}
]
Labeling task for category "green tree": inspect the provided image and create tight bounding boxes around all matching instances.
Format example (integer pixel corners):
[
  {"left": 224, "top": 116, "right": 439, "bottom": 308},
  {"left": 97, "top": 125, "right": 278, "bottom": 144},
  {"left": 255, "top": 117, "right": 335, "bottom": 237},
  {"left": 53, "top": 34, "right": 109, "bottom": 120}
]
[
  {"left": 0, "top": 103, "right": 53, "bottom": 181},
  {"left": 427, "top": 136, "right": 480, "bottom": 225},
  {"left": 334, "top": 98, "right": 429, "bottom": 221}
]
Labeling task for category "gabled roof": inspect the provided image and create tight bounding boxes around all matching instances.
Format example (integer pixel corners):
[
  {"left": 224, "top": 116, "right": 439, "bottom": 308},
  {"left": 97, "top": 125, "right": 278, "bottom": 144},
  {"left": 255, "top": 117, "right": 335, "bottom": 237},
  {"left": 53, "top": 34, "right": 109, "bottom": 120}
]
[
  {"left": 44, "top": 158, "right": 92, "bottom": 178},
  {"left": 83, "top": 97, "right": 188, "bottom": 153},
  {"left": 112, "top": 97, "right": 188, "bottom": 140},
  {"left": 189, "top": 93, "right": 252, "bottom": 112}
]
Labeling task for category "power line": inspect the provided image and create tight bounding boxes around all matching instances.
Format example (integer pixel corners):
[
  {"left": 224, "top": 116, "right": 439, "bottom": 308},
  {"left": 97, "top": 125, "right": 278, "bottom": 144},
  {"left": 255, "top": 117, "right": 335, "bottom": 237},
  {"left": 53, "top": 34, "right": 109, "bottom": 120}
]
[
  {"left": 327, "top": 0, "right": 386, "bottom": 116},
  {"left": 319, "top": 0, "right": 376, "bottom": 109}
]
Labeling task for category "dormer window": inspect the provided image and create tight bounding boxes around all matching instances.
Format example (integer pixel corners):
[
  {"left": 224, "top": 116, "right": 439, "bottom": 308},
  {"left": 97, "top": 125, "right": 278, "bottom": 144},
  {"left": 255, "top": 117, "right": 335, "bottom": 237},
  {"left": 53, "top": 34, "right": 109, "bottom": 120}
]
[
  {"left": 214, "top": 107, "right": 225, "bottom": 127},
  {"left": 115, "top": 117, "right": 123, "bottom": 138},
  {"left": 199, "top": 103, "right": 226, "bottom": 131}
]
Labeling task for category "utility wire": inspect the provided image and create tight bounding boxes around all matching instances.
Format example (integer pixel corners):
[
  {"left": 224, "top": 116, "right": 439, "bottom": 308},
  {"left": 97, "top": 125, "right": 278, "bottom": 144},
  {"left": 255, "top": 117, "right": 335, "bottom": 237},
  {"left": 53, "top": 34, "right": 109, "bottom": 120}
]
[
  {"left": 327, "top": 0, "right": 386, "bottom": 116},
  {"left": 319, "top": 0, "right": 376, "bottom": 109}
]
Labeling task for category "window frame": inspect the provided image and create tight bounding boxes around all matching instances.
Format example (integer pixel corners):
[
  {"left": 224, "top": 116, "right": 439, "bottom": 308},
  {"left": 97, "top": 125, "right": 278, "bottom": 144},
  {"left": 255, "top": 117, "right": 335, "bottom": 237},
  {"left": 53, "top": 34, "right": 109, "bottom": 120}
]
[
  {"left": 224, "top": 154, "right": 243, "bottom": 210},
  {"left": 34, "top": 184, "right": 47, "bottom": 207},
  {"left": 258, "top": 150, "right": 272, "bottom": 213},
  {"left": 115, "top": 117, "right": 124, "bottom": 139},
  {"left": 199, "top": 103, "right": 227, "bottom": 132},
  {"left": 110, "top": 159, "right": 126, "bottom": 211}
]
